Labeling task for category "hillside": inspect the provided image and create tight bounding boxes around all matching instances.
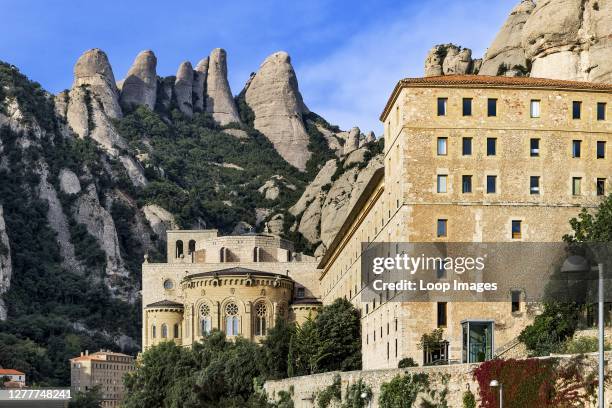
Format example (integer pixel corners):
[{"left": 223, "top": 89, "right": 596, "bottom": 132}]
[{"left": 0, "top": 47, "right": 379, "bottom": 385}]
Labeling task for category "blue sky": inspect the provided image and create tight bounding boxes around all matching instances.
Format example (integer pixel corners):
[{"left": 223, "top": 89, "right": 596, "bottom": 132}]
[{"left": 0, "top": 0, "right": 516, "bottom": 133}]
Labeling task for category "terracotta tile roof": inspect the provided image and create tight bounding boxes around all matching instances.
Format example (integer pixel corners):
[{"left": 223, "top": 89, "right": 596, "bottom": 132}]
[
  {"left": 185, "top": 267, "right": 290, "bottom": 280},
  {"left": 70, "top": 350, "right": 133, "bottom": 362},
  {"left": 381, "top": 74, "right": 612, "bottom": 120},
  {"left": 0, "top": 369, "right": 24, "bottom": 375},
  {"left": 400, "top": 75, "right": 612, "bottom": 90}
]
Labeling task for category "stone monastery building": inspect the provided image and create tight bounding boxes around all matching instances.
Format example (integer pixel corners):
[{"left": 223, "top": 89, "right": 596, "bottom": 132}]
[{"left": 142, "top": 75, "right": 611, "bottom": 369}]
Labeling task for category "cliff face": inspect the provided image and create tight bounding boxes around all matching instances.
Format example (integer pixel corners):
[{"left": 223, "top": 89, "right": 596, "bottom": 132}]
[
  {"left": 0, "top": 205, "right": 11, "bottom": 321},
  {"left": 245, "top": 52, "right": 311, "bottom": 171},
  {"left": 425, "top": 0, "right": 612, "bottom": 82},
  {"left": 0, "top": 44, "right": 374, "bottom": 355}
]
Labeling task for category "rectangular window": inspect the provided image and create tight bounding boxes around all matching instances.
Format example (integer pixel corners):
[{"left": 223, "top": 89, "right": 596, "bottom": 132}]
[
  {"left": 462, "top": 175, "right": 472, "bottom": 193},
  {"left": 572, "top": 140, "right": 581, "bottom": 158},
  {"left": 511, "top": 290, "right": 521, "bottom": 313},
  {"left": 437, "top": 302, "right": 447, "bottom": 327},
  {"left": 437, "top": 175, "right": 447, "bottom": 193},
  {"left": 486, "top": 175, "right": 497, "bottom": 194},
  {"left": 437, "top": 137, "right": 447, "bottom": 155},
  {"left": 597, "top": 141, "right": 606, "bottom": 159},
  {"left": 436, "top": 262, "right": 446, "bottom": 279},
  {"left": 572, "top": 177, "right": 582, "bottom": 196},
  {"left": 437, "top": 98, "right": 447, "bottom": 116},
  {"left": 597, "top": 178, "right": 606, "bottom": 196},
  {"left": 463, "top": 98, "right": 472, "bottom": 116},
  {"left": 462, "top": 137, "right": 472, "bottom": 155},
  {"left": 597, "top": 102, "right": 607, "bottom": 121},
  {"left": 488, "top": 98, "right": 497, "bottom": 117},
  {"left": 512, "top": 220, "right": 522, "bottom": 239},
  {"left": 530, "top": 138, "right": 540, "bottom": 157},
  {"left": 437, "top": 219, "right": 447, "bottom": 238},
  {"left": 530, "top": 176, "right": 540, "bottom": 195},
  {"left": 530, "top": 100, "right": 540, "bottom": 118},
  {"left": 487, "top": 138, "right": 496, "bottom": 156},
  {"left": 572, "top": 101, "right": 581, "bottom": 119}
]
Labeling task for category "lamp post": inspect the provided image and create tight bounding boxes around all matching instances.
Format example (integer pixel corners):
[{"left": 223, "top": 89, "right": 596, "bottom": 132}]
[
  {"left": 489, "top": 380, "right": 502, "bottom": 408},
  {"left": 561, "top": 255, "right": 605, "bottom": 408},
  {"left": 360, "top": 391, "right": 371, "bottom": 408}
]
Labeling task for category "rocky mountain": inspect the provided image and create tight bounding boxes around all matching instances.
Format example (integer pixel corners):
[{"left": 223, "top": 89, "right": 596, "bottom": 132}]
[
  {"left": 0, "top": 45, "right": 375, "bottom": 385},
  {"left": 424, "top": 0, "right": 612, "bottom": 82}
]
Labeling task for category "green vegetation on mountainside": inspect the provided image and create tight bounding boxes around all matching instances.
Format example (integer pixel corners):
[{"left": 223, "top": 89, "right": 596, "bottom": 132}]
[{"left": 0, "top": 62, "right": 139, "bottom": 386}]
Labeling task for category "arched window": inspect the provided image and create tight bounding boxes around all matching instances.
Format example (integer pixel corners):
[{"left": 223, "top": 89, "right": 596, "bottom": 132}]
[
  {"left": 253, "top": 247, "right": 260, "bottom": 262},
  {"left": 176, "top": 241, "right": 184, "bottom": 258},
  {"left": 173, "top": 323, "right": 179, "bottom": 338},
  {"left": 188, "top": 240, "right": 196, "bottom": 254},
  {"left": 254, "top": 302, "right": 267, "bottom": 336},
  {"left": 225, "top": 302, "right": 240, "bottom": 336},
  {"left": 161, "top": 324, "right": 168, "bottom": 339},
  {"left": 152, "top": 325, "right": 156, "bottom": 339},
  {"left": 200, "top": 303, "right": 211, "bottom": 336},
  {"left": 220, "top": 247, "right": 227, "bottom": 263}
]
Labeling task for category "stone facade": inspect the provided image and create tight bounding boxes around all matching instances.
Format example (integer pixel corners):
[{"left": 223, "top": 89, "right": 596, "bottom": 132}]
[
  {"left": 70, "top": 350, "right": 135, "bottom": 408},
  {"left": 141, "top": 230, "right": 321, "bottom": 349},
  {"left": 319, "top": 75, "right": 611, "bottom": 369},
  {"left": 264, "top": 353, "right": 612, "bottom": 408}
]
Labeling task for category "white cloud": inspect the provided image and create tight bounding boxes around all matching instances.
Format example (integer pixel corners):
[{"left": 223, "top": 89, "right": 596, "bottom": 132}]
[{"left": 295, "top": 0, "right": 515, "bottom": 134}]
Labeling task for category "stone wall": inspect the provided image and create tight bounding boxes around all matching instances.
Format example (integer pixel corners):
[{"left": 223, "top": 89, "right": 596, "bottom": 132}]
[{"left": 265, "top": 353, "right": 612, "bottom": 408}]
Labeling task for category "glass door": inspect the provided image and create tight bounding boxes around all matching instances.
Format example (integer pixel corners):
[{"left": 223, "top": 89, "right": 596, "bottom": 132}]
[{"left": 462, "top": 321, "right": 494, "bottom": 363}]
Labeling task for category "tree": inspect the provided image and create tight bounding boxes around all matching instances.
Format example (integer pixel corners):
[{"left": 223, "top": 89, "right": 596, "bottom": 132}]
[
  {"left": 261, "top": 319, "right": 294, "bottom": 379},
  {"left": 520, "top": 195, "right": 612, "bottom": 356},
  {"left": 313, "top": 298, "right": 361, "bottom": 372},
  {"left": 378, "top": 373, "right": 430, "bottom": 408},
  {"left": 68, "top": 385, "right": 102, "bottom": 408}
]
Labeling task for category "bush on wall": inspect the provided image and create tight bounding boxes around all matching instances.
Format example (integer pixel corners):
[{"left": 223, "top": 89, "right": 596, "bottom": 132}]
[{"left": 473, "top": 357, "right": 597, "bottom": 408}]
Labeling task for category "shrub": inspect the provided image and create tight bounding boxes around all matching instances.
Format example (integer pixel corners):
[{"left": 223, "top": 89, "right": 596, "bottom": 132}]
[
  {"left": 378, "top": 373, "right": 430, "bottom": 408},
  {"left": 473, "top": 357, "right": 597, "bottom": 408},
  {"left": 343, "top": 378, "right": 372, "bottom": 408},
  {"left": 558, "top": 336, "right": 610, "bottom": 354},
  {"left": 397, "top": 358, "right": 418, "bottom": 368},
  {"left": 317, "top": 375, "right": 341, "bottom": 408},
  {"left": 462, "top": 389, "right": 476, "bottom": 408}
]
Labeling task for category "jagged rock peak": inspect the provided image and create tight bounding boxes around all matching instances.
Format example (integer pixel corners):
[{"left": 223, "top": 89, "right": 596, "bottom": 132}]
[
  {"left": 522, "top": 0, "right": 612, "bottom": 82},
  {"left": 175, "top": 61, "right": 194, "bottom": 117},
  {"left": 205, "top": 48, "right": 241, "bottom": 125},
  {"left": 72, "top": 48, "right": 122, "bottom": 118},
  {"left": 245, "top": 50, "right": 311, "bottom": 170},
  {"left": 343, "top": 127, "right": 361, "bottom": 155},
  {"left": 193, "top": 57, "right": 209, "bottom": 111},
  {"left": 479, "top": 0, "right": 535, "bottom": 76},
  {"left": 120, "top": 50, "right": 158, "bottom": 109},
  {"left": 424, "top": 44, "right": 480, "bottom": 77}
]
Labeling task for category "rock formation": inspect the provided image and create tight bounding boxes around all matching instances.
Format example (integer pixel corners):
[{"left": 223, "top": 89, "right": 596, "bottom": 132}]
[
  {"left": 59, "top": 169, "right": 82, "bottom": 195},
  {"left": 0, "top": 205, "right": 11, "bottom": 321},
  {"left": 205, "top": 48, "right": 241, "bottom": 125},
  {"left": 120, "top": 50, "right": 158, "bottom": 109},
  {"left": 38, "top": 166, "right": 83, "bottom": 274},
  {"left": 245, "top": 51, "right": 311, "bottom": 170},
  {"left": 343, "top": 127, "right": 361, "bottom": 155},
  {"left": 479, "top": 0, "right": 535, "bottom": 76},
  {"left": 175, "top": 61, "right": 194, "bottom": 117},
  {"left": 143, "top": 204, "right": 178, "bottom": 239},
  {"left": 522, "top": 0, "right": 612, "bottom": 82},
  {"left": 424, "top": 44, "right": 480, "bottom": 76},
  {"left": 365, "top": 131, "right": 376, "bottom": 143},
  {"left": 65, "top": 49, "right": 127, "bottom": 155},
  {"left": 71, "top": 49, "right": 122, "bottom": 118},
  {"left": 193, "top": 58, "right": 209, "bottom": 112},
  {"left": 429, "top": 0, "right": 612, "bottom": 83},
  {"left": 72, "top": 184, "right": 128, "bottom": 279}
]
